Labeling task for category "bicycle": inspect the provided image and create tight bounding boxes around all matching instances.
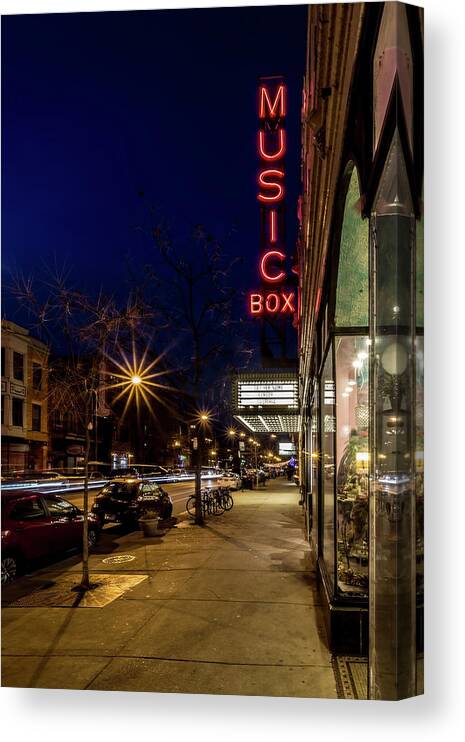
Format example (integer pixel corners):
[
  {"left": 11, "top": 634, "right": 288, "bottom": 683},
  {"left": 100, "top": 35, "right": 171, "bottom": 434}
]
[
  {"left": 186, "top": 488, "right": 225, "bottom": 518},
  {"left": 217, "top": 486, "right": 234, "bottom": 511}
]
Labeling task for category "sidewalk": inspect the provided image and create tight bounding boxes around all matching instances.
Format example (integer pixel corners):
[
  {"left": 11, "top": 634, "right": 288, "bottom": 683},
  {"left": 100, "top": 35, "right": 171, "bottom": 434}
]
[{"left": 1, "top": 479, "right": 337, "bottom": 699}]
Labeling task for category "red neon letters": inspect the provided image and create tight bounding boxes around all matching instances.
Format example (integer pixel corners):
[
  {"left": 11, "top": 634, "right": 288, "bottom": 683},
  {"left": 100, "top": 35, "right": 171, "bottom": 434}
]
[
  {"left": 258, "top": 129, "right": 286, "bottom": 161},
  {"left": 249, "top": 291, "right": 296, "bottom": 315},
  {"left": 269, "top": 210, "right": 277, "bottom": 243},
  {"left": 249, "top": 79, "right": 296, "bottom": 318},
  {"left": 259, "top": 84, "right": 286, "bottom": 119},
  {"left": 257, "top": 169, "right": 285, "bottom": 203},
  {"left": 260, "top": 250, "right": 286, "bottom": 282}
]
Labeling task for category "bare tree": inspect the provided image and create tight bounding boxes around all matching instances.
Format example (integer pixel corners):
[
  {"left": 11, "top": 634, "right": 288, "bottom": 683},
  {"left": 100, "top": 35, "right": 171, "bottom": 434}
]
[
  {"left": 132, "top": 216, "right": 253, "bottom": 524},
  {"left": 12, "top": 270, "right": 148, "bottom": 590}
]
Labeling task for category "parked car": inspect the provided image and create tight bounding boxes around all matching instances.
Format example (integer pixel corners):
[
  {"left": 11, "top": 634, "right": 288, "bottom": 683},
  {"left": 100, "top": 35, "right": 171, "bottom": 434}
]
[
  {"left": 171, "top": 468, "right": 190, "bottom": 479},
  {"left": 1, "top": 492, "right": 101, "bottom": 583},
  {"left": 91, "top": 478, "right": 173, "bottom": 527},
  {"left": 141, "top": 466, "right": 170, "bottom": 478},
  {"left": 108, "top": 467, "right": 140, "bottom": 479},
  {"left": 88, "top": 471, "right": 107, "bottom": 481},
  {"left": 217, "top": 470, "right": 242, "bottom": 490}
]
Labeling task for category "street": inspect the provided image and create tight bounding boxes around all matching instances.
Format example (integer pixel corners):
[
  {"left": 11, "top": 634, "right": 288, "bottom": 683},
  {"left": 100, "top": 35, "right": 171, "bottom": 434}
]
[{"left": 64, "top": 478, "right": 240, "bottom": 520}]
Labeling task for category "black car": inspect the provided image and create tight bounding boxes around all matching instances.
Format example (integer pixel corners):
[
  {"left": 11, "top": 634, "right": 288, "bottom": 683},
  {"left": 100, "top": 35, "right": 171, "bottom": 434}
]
[{"left": 91, "top": 478, "right": 173, "bottom": 526}]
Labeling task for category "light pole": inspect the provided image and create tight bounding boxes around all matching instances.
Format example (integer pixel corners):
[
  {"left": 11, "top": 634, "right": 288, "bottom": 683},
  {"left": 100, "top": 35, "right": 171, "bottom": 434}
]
[
  {"left": 193, "top": 411, "right": 210, "bottom": 526},
  {"left": 129, "top": 374, "right": 142, "bottom": 464}
]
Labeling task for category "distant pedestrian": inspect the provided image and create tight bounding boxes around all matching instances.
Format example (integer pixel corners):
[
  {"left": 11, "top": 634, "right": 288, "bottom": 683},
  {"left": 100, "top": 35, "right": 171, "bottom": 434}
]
[{"left": 287, "top": 457, "right": 296, "bottom": 482}]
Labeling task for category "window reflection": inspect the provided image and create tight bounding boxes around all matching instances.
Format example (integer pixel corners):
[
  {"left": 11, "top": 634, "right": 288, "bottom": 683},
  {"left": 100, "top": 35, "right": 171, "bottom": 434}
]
[
  {"left": 321, "top": 350, "right": 335, "bottom": 589},
  {"left": 335, "top": 335, "right": 369, "bottom": 596}
]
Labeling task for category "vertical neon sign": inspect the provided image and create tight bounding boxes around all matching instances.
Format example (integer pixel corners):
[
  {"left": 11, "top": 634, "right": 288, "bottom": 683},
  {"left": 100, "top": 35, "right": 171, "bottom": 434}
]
[{"left": 249, "top": 78, "right": 296, "bottom": 316}]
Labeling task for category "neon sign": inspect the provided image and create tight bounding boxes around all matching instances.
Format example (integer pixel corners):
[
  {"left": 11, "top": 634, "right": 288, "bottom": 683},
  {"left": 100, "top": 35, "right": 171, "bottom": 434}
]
[{"left": 249, "top": 77, "right": 296, "bottom": 317}]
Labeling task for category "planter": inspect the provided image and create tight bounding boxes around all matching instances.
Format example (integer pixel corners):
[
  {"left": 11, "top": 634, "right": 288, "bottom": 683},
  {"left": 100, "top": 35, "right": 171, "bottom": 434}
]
[{"left": 139, "top": 518, "right": 163, "bottom": 537}]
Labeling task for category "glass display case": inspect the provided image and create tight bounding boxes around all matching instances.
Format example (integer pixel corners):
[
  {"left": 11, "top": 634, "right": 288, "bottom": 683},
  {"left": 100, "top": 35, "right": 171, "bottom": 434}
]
[
  {"left": 318, "top": 334, "right": 370, "bottom": 600},
  {"left": 335, "top": 335, "right": 369, "bottom": 597}
]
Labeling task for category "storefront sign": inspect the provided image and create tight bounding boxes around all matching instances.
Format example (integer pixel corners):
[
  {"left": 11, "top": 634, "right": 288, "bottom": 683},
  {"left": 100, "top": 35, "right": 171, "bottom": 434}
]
[
  {"left": 249, "top": 77, "right": 296, "bottom": 317},
  {"left": 279, "top": 442, "right": 296, "bottom": 455},
  {"left": 66, "top": 444, "right": 84, "bottom": 455}
]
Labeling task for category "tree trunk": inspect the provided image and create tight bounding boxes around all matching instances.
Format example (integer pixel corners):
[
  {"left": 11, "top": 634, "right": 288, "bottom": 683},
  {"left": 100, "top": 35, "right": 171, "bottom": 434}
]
[{"left": 195, "top": 432, "right": 204, "bottom": 525}]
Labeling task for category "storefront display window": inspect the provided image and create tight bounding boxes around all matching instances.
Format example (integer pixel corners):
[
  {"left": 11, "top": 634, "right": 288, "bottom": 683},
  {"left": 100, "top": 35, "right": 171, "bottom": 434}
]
[
  {"left": 416, "top": 207, "right": 424, "bottom": 597},
  {"left": 321, "top": 349, "right": 335, "bottom": 589},
  {"left": 335, "top": 335, "right": 369, "bottom": 596},
  {"left": 310, "top": 382, "right": 320, "bottom": 555}
]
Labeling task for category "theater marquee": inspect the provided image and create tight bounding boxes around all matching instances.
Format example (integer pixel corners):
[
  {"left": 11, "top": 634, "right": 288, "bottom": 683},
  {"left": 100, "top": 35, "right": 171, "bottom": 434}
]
[{"left": 232, "top": 372, "right": 300, "bottom": 433}]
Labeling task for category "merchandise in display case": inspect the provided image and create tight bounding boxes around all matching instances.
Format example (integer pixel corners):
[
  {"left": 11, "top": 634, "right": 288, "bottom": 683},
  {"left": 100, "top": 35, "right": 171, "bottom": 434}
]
[{"left": 335, "top": 336, "right": 370, "bottom": 597}]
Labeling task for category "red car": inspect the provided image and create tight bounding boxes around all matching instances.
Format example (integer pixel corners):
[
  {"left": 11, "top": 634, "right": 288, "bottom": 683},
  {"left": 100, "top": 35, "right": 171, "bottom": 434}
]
[{"left": 1, "top": 492, "right": 101, "bottom": 583}]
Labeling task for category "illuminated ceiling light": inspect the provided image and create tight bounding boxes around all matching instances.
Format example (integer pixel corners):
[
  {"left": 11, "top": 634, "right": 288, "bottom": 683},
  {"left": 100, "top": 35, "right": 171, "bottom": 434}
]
[
  {"left": 357, "top": 351, "right": 368, "bottom": 360},
  {"left": 342, "top": 392, "right": 349, "bottom": 398},
  {"left": 352, "top": 360, "right": 363, "bottom": 370},
  {"left": 258, "top": 415, "right": 270, "bottom": 431},
  {"left": 348, "top": 380, "right": 356, "bottom": 386},
  {"left": 344, "top": 387, "right": 353, "bottom": 393}
]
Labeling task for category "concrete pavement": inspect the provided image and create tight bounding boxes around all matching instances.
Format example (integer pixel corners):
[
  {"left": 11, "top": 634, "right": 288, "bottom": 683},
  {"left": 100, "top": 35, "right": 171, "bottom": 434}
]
[{"left": 1, "top": 478, "right": 337, "bottom": 699}]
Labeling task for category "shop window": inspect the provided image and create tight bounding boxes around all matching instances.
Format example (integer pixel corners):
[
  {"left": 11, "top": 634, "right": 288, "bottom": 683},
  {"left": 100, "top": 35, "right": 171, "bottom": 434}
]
[
  {"left": 373, "top": 2, "right": 413, "bottom": 153},
  {"left": 32, "top": 404, "right": 42, "bottom": 432},
  {"left": 416, "top": 208, "right": 424, "bottom": 329},
  {"left": 415, "top": 333, "right": 424, "bottom": 597},
  {"left": 320, "top": 349, "right": 335, "bottom": 589},
  {"left": 415, "top": 194, "right": 424, "bottom": 597},
  {"left": 310, "top": 383, "right": 320, "bottom": 554},
  {"left": 12, "top": 397, "right": 24, "bottom": 427},
  {"left": 335, "top": 336, "right": 370, "bottom": 597},
  {"left": 32, "top": 363, "right": 43, "bottom": 390},
  {"left": 334, "top": 167, "right": 368, "bottom": 328},
  {"left": 13, "top": 351, "right": 24, "bottom": 381}
]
